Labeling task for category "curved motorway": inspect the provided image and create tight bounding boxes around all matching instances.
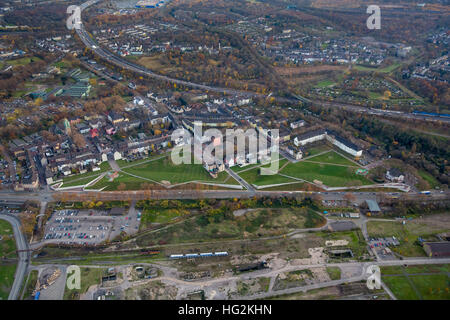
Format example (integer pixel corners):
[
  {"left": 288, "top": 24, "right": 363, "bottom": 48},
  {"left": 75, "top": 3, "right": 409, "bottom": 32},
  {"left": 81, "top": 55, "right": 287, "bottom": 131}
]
[
  {"left": 76, "top": 0, "right": 253, "bottom": 97},
  {"left": 76, "top": 0, "right": 450, "bottom": 124},
  {"left": 0, "top": 213, "right": 30, "bottom": 300}
]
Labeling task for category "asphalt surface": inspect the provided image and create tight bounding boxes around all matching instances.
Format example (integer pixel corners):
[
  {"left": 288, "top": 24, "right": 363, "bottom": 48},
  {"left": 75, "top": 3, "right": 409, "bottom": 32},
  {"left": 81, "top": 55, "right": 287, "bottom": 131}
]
[
  {"left": 0, "top": 212, "right": 30, "bottom": 300},
  {"left": 245, "top": 257, "right": 450, "bottom": 300},
  {"left": 76, "top": 0, "right": 450, "bottom": 124}
]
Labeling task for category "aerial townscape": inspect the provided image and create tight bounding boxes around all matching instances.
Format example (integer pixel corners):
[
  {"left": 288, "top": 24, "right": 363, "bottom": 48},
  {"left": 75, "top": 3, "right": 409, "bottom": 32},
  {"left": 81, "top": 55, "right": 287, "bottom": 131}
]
[{"left": 0, "top": 0, "right": 449, "bottom": 309}]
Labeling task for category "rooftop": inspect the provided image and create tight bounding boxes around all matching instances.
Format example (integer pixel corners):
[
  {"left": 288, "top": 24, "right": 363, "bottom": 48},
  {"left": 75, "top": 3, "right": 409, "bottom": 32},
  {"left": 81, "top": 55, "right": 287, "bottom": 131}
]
[{"left": 366, "top": 199, "right": 381, "bottom": 212}]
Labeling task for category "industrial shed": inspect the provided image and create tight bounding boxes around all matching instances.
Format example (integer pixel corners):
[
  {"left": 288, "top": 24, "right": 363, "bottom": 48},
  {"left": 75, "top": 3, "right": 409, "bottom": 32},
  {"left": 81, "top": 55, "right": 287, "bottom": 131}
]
[{"left": 423, "top": 242, "right": 450, "bottom": 257}]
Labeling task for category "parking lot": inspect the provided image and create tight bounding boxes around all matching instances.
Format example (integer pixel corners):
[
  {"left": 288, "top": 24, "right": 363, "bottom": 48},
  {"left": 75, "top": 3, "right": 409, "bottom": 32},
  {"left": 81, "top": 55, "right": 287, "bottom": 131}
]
[
  {"left": 368, "top": 236, "right": 400, "bottom": 260},
  {"left": 368, "top": 236, "right": 400, "bottom": 248},
  {"left": 43, "top": 206, "right": 141, "bottom": 246}
]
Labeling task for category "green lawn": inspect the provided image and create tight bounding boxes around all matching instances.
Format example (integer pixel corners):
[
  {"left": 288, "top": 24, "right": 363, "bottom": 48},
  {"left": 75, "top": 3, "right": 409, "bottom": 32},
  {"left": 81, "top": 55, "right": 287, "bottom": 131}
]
[
  {"left": 22, "top": 270, "right": 39, "bottom": 300},
  {"left": 281, "top": 161, "right": 372, "bottom": 187},
  {"left": 88, "top": 159, "right": 237, "bottom": 191},
  {"left": 367, "top": 220, "right": 448, "bottom": 257},
  {"left": 383, "top": 276, "right": 419, "bottom": 300},
  {"left": 59, "top": 162, "right": 111, "bottom": 187},
  {"left": 303, "top": 145, "right": 331, "bottom": 157},
  {"left": 326, "top": 267, "right": 341, "bottom": 280},
  {"left": 0, "top": 220, "right": 17, "bottom": 259},
  {"left": 417, "top": 170, "right": 440, "bottom": 189},
  {"left": 315, "top": 79, "right": 336, "bottom": 88},
  {"left": 354, "top": 62, "right": 401, "bottom": 74},
  {"left": 306, "top": 150, "right": 358, "bottom": 166},
  {"left": 64, "top": 267, "right": 105, "bottom": 300},
  {"left": 231, "top": 162, "right": 263, "bottom": 173},
  {"left": 122, "top": 155, "right": 232, "bottom": 185},
  {"left": 86, "top": 173, "right": 149, "bottom": 191},
  {"left": 140, "top": 208, "right": 188, "bottom": 226},
  {"left": 317, "top": 230, "right": 368, "bottom": 260},
  {"left": 410, "top": 274, "right": 450, "bottom": 300},
  {"left": 236, "top": 158, "right": 302, "bottom": 187},
  {"left": 6, "top": 56, "right": 42, "bottom": 67},
  {"left": 239, "top": 169, "right": 297, "bottom": 187},
  {"left": 382, "top": 265, "right": 450, "bottom": 275},
  {"left": 368, "top": 91, "right": 383, "bottom": 100},
  {"left": 383, "top": 273, "right": 450, "bottom": 300},
  {"left": 117, "top": 153, "right": 167, "bottom": 169},
  {"left": 0, "top": 263, "right": 17, "bottom": 300},
  {"left": 136, "top": 207, "right": 325, "bottom": 246}
]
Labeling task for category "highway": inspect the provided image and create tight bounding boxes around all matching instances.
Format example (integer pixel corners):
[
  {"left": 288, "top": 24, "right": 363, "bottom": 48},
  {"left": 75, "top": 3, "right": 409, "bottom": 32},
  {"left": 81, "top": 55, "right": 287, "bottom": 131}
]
[
  {"left": 0, "top": 212, "right": 30, "bottom": 300},
  {"left": 74, "top": 0, "right": 450, "bottom": 125}
]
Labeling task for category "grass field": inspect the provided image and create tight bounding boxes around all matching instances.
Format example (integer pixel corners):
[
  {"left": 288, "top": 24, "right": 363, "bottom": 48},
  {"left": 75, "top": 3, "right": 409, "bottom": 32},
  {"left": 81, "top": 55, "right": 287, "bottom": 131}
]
[
  {"left": 381, "top": 264, "right": 450, "bottom": 275},
  {"left": 326, "top": 267, "right": 341, "bottom": 280},
  {"left": 235, "top": 151, "right": 370, "bottom": 188},
  {"left": 87, "top": 154, "right": 238, "bottom": 190},
  {"left": 140, "top": 208, "right": 190, "bottom": 228},
  {"left": 354, "top": 62, "right": 401, "bottom": 74},
  {"left": 383, "top": 273, "right": 450, "bottom": 300},
  {"left": 315, "top": 79, "right": 336, "bottom": 88},
  {"left": 0, "top": 264, "right": 17, "bottom": 300},
  {"left": 367, "top": 219, "right": 449, "bottom": 257},
  {"left": 22, "top": 270, "right": 38, "bottom": 300},
  {"left": 86, "top": 173, "right": 150, "bottom": 191},
  {"left": 136, "top": 207, "right": 325, "bottom": 246},
  {"left": 0, "top": 220, "right": 17, "bottom": 259},
  {"left": 317, "top": 230, "right": 369, "bottom": 260},
  {"left": 5, "top": 56, "right": 42, "bottom": 67},
  {"left": 64, "top": 267, "right": 105, "bottom": 300},
  {"left": 238, "top": 167, "right": 297, "bottom": 186},
  {"left": 59, "top": 162, "right": 111, "bottom": 187},
  {"left": 306, "top": 150, "right": 358, "bottom": 166},
  {"left": 280, "top": 161, "right": 372, "bottom": 187},
  {"left": 0, "top": 196, "right": 20, "bottom": 280},
  {"left": 382, "top": 275, "right": 419, "bottom": 299},
  {"left": 123, "top": 155, "right": 231, "bottom": 184},
  {"left": 303, "top": 145, "right": 332, "bottom": 158},
  {"left": 417, "top": 170, "right": 440, "bottom": 189}
]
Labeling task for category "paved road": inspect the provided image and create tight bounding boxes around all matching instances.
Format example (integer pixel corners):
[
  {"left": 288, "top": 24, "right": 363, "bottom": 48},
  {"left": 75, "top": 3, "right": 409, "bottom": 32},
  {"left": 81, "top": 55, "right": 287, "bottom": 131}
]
[
  {"left": 245, "top": 257, "right": 450, "bottom": 300},
  {"left": 0, "top": 212, "right": 30, "bottom": 300},
  {"left": 75, "top": 0, "right": 450, "bottom": 125},
  {"left": 225, "top": 168, "right": 255, "bottom": 192}
]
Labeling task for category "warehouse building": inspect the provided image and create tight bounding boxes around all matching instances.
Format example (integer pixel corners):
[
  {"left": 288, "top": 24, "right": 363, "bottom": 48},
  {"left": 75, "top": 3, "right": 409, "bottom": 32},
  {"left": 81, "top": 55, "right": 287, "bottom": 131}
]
[{"left": 423, "top": 242, "right": 450, "bottom": 257}]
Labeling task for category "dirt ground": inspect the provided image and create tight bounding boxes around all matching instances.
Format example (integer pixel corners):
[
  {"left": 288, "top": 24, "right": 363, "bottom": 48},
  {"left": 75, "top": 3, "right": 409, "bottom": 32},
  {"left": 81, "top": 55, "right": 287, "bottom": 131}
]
[
  {"left": 290, "top": 247, "right": 327, "bottom": 266},
  {"left": 419, "top": 213, "right": 450, "bottom": 229},
  {"left": 125, "top": 280, "right": 178, "bottom": 300},
  {"left": 275, "top": 65, "right": 346, "bottom": 76}
]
